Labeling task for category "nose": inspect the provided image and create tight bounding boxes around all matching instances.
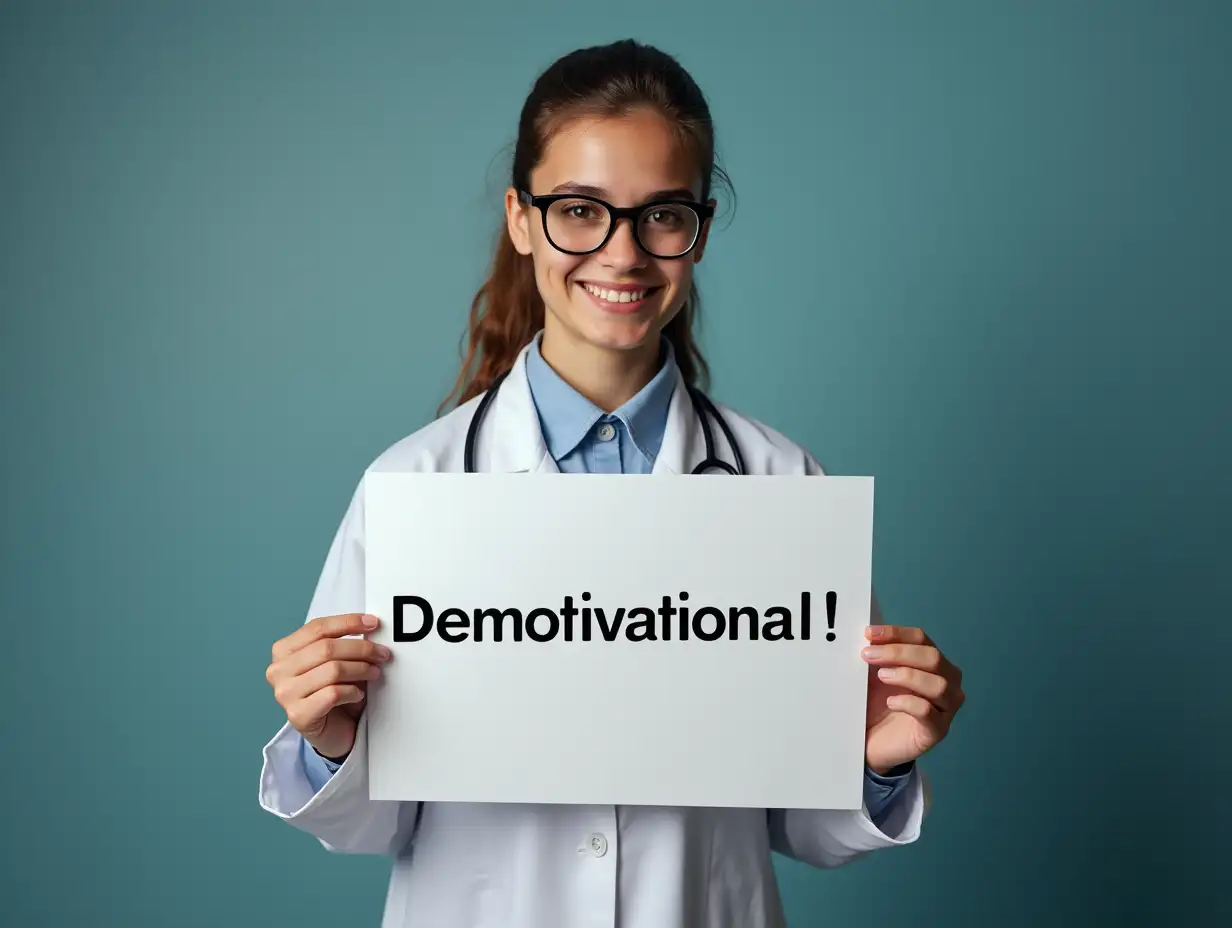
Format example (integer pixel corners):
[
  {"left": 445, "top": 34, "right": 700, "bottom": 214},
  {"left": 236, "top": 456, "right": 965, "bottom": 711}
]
[{"left": 599, "top": 216, "right": 647, "bottom": 269}]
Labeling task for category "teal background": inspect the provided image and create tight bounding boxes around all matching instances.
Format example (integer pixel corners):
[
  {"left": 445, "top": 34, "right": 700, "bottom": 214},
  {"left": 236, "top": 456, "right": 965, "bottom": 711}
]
[{"left": 2, "top": 1, "right": 1228, "bottom": 925}]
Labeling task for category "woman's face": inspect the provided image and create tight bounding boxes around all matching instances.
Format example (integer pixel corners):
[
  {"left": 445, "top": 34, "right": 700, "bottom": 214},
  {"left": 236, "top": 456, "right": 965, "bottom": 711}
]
[{"left": 506, "top": 107, "right": 713, "bottom": 360}]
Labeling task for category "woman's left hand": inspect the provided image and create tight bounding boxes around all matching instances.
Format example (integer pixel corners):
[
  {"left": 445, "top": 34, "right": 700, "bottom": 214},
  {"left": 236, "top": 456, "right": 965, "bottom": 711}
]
[{"left": 861, "top": 625, "right": 965, "bottom": 774}]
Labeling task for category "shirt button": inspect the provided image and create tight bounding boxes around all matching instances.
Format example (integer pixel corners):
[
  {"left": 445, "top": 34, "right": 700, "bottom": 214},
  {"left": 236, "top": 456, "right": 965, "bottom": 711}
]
[
  {"left": 581, "top": 832, "right": 608, "bottom": 857},
  {"left": 596, "top": 423, "right": 616, "bottom": 442}
]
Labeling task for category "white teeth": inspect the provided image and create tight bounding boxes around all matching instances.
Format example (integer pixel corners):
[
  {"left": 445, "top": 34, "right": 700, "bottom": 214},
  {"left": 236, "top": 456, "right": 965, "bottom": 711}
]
[{"left": 583, "top": 283, "right": 648, "bottom": 303}]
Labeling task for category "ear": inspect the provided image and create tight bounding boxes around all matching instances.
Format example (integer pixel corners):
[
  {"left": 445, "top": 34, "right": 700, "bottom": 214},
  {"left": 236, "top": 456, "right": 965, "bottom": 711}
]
[
  {"left": 692, "top": 198, "right": 717, "bottom": 264},
  {"left": 505, "top": 188, "right": 533, "bottom": 256}
]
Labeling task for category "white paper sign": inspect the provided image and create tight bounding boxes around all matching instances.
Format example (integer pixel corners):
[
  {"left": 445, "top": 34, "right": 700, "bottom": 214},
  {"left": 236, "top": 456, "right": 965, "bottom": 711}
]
[{"left": 362, "top": 472, "right": 874, "bottom": 809}]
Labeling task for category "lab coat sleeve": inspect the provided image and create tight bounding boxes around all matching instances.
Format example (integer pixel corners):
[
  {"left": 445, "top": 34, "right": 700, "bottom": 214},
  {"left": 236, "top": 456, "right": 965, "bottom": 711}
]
[
  {"left": 767, "top": 764, "right": 930, "bottom": 868},
  {"left": 764, "top": 451, "right": 931, "bottom": 867},
  {"left": 257, "top": 476, "right": 422, "bottom": 856},
  {"left": 260, "top": 714, "right": 421, "bottom": 855}
]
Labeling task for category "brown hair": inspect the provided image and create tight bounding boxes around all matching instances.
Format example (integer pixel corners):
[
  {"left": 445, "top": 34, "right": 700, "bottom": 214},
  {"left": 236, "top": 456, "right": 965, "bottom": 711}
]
[{"left": 439, "top": 39, "right": 733, "bottom": 413}]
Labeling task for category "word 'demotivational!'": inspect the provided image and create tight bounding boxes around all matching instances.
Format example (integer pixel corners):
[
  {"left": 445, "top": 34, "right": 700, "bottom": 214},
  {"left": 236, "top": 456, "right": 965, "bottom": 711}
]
[{"left": 392, "top": 590, "right": 839, "bottom": 643}]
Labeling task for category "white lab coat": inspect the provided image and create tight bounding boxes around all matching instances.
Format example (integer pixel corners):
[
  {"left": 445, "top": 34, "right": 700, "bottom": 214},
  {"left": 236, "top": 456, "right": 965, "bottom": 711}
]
[{"left": 258, "top": 339, "right": 930, "bottom": 928}]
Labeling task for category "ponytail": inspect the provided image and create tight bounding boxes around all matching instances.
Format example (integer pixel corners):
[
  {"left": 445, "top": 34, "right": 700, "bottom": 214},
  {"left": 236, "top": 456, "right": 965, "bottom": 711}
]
[
  {"left": 662, "top": 284, "right": 709, "bottom": 390},
  {"left": 439, "top": 234, "right": 542, "bottom": 414}
]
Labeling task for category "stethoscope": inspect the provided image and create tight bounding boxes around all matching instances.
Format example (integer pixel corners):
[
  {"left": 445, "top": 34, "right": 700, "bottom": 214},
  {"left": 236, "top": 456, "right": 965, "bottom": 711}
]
[{"left": 463, "top": 368, "right": 747, "bottom": 476}]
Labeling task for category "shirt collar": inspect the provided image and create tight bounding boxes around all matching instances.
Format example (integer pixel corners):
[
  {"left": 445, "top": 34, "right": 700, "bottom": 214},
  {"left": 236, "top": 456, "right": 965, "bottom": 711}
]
[{"left": 525, "top": 332, "right": 677, "bottom": 465}]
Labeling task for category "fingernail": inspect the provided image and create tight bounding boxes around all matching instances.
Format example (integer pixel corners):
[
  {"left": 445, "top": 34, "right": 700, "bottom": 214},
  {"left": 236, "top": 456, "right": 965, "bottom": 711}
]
[
  {"left": 878, "top": 667, "right": 898, "bottom": 680},
  {"left": 362, "top": 614, "right": 378, "bottom": 629},
  {"left": 377, "top": 645, "right": 392, "bottom": 659},
  {"left": 862, "top": 646, "right": 885, "bottom": 660},
  {"left": 868, "top": 626, "right": 887, "bottom": 638}
]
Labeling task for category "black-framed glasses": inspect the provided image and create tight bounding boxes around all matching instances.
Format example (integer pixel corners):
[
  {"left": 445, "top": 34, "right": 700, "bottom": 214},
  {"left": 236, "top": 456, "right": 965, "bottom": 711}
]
[{"left": 518, "top": 190, "right": 714, "bottom": 259}]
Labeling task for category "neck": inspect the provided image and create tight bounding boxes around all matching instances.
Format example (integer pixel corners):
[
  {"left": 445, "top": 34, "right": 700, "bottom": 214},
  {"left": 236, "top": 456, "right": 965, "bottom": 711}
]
[{"left": 539, "top": 326, "right": 662, "bottom": 412}]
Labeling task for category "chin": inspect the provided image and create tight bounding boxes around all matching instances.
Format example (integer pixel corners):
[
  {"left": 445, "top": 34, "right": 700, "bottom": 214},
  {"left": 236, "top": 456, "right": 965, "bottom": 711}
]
[{"left": 583, "top": 316, "right": 660, "bottom": 352}]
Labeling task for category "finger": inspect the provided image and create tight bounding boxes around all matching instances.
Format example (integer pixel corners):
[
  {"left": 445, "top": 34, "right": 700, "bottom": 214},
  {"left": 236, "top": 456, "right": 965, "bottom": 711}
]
[
  {"left": 272, "top": 613, "right": 380, "bottom": 663},
  {"left": 876, "top": 666, "right": 958, "bottom": 712},
  {"left": 276, "top": 660, "right": 383, "bottom": 706},
  {"left": 865, "top": 625, "right": 933, "bottom": 646},
  {"left": 286, "top": 684, "right": 365, "bottom": 733},
  {"left": 272, "top": 636, "right": 392, "bottom": 681},
  {"left": 862, "top": 642, "right": 952, "bottom": 676},
  {"left": 885, "top": 693, "right": 938, "bottom": 723}
]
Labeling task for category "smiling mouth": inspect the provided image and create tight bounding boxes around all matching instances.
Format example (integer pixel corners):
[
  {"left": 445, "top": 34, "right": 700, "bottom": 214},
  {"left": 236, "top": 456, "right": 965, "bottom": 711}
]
[{"left": 579, "top": 282, "right": 662, "bottom": 305}]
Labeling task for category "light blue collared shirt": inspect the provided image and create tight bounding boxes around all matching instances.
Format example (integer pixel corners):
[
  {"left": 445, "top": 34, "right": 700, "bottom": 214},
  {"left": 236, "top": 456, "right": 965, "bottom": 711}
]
[
  {"left": 300, "top": 334, "right": 915, "bottom": 825},
  {"left": 525, "top": 332, "right": 675, "bottom": 474}
]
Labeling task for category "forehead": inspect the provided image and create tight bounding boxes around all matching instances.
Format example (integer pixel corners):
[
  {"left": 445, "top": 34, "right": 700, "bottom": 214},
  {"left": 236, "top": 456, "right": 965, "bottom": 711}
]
[{"left": 531, "top": 108, "right": 702, "bottom": 202}]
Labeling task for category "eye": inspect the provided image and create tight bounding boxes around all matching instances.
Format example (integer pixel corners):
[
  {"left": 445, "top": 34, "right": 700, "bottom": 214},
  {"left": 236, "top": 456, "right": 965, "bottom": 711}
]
[
  {"left": 644, "top": 206, "right": 686, "bottom": 228},
  {"left": 556, "top": 200, "right": 601, "bottom": 221}
]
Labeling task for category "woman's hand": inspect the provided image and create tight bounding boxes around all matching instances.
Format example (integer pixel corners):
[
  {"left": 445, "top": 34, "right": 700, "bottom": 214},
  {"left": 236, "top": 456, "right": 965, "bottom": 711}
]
[
  {"left": 861, "top": 625, "right": 964, "bottom": 774},
  {"left": 265, "top": 612, "right": 392, "bottom": 761}
]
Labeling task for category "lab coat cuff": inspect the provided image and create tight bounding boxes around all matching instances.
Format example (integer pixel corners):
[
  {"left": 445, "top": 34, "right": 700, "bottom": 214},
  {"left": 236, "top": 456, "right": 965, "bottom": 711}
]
[{"left": 258, "top": 716, "right": 367, "bottom": 821}]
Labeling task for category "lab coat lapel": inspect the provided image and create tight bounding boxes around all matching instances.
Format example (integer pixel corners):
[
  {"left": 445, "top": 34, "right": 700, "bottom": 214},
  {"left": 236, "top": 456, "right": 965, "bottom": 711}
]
[
  {"left": 480, "top": 344, "right": 559, "bottom": 474},
  {"left": 652, "top": 367, "right": 705, "bottom": 475}
]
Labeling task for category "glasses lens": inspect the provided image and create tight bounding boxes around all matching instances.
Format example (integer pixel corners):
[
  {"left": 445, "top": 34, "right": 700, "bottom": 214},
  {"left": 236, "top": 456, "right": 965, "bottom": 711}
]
[
  {"left": 545, "top": 199, "right": 611, "bottom": 253},
  {"left": 638, "top": 204, "right": 699, "bottom": 257}
]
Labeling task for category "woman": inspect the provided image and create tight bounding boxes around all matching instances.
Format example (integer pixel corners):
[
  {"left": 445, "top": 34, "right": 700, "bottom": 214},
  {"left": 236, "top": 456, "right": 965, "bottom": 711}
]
[{"left": 260, "top": 38, "right": 965, "bottom": 928}]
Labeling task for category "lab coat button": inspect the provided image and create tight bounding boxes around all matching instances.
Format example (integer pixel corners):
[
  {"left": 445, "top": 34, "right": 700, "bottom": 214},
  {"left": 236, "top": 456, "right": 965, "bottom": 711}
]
[
  {"left": 596, "top": 423, "right": 616, "bottom": 441},
  {"left": 584, "top": 832, "right": 608, "bottom": 857}
]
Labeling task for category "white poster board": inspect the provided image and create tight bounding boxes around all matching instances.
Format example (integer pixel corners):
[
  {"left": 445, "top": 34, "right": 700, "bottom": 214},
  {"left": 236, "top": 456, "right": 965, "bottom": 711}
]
[{"left": 362, "top": 472, "right": 874, "bottom": 809}]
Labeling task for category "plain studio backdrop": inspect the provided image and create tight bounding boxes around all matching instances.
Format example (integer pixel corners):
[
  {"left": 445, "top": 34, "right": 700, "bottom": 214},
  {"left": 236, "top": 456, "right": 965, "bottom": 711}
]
[{"left": 1, "top": 2, "right": 1227, "bottom": 925}]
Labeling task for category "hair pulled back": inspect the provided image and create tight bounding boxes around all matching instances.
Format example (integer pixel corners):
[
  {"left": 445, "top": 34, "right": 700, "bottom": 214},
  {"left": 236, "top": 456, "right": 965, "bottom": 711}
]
[{"left": 440, "top": 39, "right": 731, "bottom": 412}]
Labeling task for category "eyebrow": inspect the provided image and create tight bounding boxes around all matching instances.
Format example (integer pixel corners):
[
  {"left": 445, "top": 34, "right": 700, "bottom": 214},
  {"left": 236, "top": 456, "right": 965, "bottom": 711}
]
[{"left": 549, "top": 182, "right": 698, "bottom": 202}]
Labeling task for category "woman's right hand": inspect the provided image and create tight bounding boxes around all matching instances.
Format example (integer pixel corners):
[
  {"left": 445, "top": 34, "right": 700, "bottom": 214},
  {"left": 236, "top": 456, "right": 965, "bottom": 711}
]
[{"left": 265, "top": 612, "right": 393, "bottom": 761}]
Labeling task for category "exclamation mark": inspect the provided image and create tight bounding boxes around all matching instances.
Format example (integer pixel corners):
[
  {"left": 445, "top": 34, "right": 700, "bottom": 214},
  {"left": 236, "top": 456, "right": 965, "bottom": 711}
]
[{"left": 826, "top": 591, "right": 836, "bottom": 641}]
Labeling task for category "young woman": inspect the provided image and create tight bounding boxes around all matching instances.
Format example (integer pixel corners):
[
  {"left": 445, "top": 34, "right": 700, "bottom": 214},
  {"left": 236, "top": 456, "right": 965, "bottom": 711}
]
[{"left": 260, "top": 38, "right": 965, "bottom": 928}]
